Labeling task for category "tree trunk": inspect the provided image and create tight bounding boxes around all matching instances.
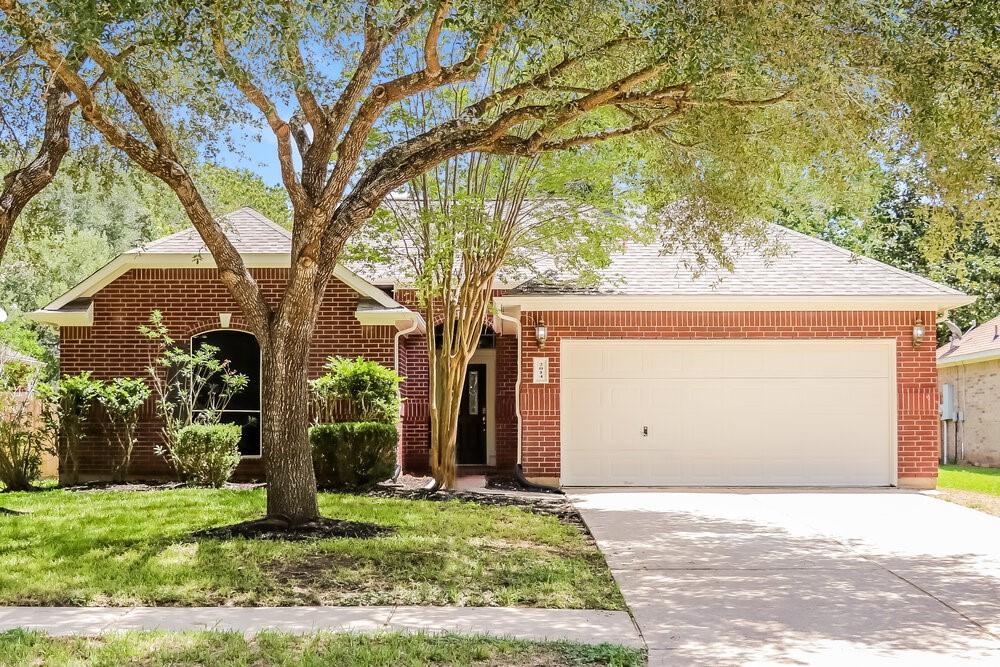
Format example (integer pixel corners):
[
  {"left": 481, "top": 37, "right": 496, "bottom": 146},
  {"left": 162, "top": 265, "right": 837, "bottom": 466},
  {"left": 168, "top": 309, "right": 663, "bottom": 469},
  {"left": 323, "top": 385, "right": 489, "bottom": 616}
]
[
  {"left": 430, "top": 353, "right": 465, "bottom": 489},
  {"left": 260, "top": 327, "right": 319, "bottom": 524}
]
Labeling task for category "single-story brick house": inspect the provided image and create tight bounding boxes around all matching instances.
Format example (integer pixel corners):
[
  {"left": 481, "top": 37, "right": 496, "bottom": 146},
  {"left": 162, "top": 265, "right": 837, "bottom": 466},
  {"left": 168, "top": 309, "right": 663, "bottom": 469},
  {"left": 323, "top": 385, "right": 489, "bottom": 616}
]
[
  {"left": 30, "top": 207, "right": 972, "bottom": 488},
  {"left": 937, "top": 315, "right": 1000, "bottom": 467}
]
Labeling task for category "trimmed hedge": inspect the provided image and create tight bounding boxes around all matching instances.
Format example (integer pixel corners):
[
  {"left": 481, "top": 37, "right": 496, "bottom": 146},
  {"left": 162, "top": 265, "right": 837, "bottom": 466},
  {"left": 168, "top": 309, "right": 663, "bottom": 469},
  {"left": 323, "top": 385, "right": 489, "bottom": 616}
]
[
  {"left": 171, "top": 423, "right": 242, "bottom": 488},
  {"left": 311, "top": 421, "right": 397, "bottom": 490}
]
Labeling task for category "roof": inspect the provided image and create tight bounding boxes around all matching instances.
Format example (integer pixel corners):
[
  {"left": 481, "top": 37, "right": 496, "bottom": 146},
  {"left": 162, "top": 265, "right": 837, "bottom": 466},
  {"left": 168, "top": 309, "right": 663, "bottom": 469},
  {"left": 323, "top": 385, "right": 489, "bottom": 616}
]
[
  {"left": 0, "top": 344, "right": 42, "bottom": 367},
  {"left": 937, "top": 314, "right": 1000, "bottom": 367},
  {"left": 29, "top": 206, "right": 974, "bottom": 327},
  {"left": 28, "top": 208, "right": 418, "bottom": 329},
  {"left": 135, "top": 207, "right": 292, "bottom": 255},
  {"left": 500, "top": 224, "right": 972, "bottom": 311}
]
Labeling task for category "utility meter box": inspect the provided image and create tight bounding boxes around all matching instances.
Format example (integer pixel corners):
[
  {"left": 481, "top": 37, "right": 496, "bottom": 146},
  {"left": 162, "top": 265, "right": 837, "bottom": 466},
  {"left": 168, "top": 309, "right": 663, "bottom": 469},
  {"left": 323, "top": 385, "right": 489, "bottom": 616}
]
[{"left": 940, "top": 383, "right": 957, "bottom": 421}]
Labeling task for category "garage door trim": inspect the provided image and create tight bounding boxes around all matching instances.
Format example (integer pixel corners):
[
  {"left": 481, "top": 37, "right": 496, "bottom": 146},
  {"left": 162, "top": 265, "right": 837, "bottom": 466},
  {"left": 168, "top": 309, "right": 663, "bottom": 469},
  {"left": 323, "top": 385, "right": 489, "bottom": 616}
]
[{"left": 558, "top": 338, "right": 898, "bottom": 487}]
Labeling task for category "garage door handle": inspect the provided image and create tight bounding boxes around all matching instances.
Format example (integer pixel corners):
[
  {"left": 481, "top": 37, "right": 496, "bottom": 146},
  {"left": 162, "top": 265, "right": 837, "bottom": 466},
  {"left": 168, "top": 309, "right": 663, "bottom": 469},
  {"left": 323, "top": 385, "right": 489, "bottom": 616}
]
[{"left": 642, "top": 426, "right": 648, "bottom": 437}]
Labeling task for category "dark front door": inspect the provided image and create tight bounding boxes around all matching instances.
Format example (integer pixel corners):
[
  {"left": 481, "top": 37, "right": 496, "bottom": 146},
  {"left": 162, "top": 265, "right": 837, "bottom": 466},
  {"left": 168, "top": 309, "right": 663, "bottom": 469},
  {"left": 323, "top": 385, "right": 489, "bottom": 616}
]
[{"left": 457, "top": 363, "right": 487, "bottom": 465}]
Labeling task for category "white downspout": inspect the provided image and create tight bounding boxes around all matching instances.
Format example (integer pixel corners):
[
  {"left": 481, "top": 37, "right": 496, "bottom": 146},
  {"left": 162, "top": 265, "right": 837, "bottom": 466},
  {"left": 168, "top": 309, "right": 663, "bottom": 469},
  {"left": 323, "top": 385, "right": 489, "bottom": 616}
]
[
  {"left": 393, "top": 314, "right": 422, "bottom": 473},
  {"left": 494, "top": 308, "right": 523, "bottom": 464}
]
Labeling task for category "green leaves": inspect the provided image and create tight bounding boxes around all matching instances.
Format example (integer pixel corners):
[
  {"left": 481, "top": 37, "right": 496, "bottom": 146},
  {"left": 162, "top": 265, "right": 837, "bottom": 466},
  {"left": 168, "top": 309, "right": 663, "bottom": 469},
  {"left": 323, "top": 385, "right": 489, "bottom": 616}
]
[{"left": 309, "top": 356, "right": 403, "bottom": 424}]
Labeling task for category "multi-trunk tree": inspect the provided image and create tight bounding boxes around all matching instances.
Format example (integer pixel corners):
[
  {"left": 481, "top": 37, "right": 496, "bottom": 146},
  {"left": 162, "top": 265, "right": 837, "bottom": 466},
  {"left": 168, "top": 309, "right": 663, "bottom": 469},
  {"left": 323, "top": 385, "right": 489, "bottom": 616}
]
[{"left": 2, "top": 0, "right": 996, "bottom": 523}]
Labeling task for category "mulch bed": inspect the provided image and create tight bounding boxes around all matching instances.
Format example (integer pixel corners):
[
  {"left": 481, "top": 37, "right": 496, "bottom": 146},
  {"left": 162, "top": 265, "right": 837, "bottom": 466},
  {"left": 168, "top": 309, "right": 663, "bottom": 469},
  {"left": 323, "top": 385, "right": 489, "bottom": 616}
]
[
  {"left": 369, "top": 478, "right": 585, "bottom": 529},
  {"left": 485, "top": 474, "right": 563, "bottom": 495},
  {"left": 193, "top": 516, "right": 394, "bottom": 541}
]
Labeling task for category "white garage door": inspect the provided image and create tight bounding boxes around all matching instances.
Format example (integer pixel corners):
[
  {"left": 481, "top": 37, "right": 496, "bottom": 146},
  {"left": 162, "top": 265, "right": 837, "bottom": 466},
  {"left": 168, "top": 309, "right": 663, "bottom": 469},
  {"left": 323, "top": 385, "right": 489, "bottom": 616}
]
[{"left": 560, "top": 339, "right": 895, "bottom": 486}]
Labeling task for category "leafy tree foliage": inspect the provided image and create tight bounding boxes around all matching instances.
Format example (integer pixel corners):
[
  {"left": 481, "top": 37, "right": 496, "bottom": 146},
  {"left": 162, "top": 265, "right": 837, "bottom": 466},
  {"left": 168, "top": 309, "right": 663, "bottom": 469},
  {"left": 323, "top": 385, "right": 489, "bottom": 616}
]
[{"left": 2, "top": 0, "right": 996, "bottom": 521}]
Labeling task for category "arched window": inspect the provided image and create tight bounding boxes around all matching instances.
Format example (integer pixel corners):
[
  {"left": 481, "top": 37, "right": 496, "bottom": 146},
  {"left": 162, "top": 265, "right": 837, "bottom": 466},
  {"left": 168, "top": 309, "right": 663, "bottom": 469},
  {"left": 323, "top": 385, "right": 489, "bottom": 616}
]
[{"left": 191, "top": 330, "right": 262, "bottom": 457}]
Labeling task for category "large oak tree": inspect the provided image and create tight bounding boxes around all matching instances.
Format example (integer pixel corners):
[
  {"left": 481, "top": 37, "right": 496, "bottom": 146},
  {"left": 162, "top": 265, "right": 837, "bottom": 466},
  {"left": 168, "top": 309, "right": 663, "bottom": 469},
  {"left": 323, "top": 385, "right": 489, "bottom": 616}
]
[{"left": 2, "top": 0, "right": 996, "bottom": 523}]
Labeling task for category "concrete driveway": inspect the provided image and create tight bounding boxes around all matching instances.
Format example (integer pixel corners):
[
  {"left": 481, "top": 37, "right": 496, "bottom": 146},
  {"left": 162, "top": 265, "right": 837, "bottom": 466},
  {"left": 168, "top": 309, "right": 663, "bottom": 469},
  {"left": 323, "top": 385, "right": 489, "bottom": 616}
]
[{"left": 571, "top": 489, "right": 1000, "bottom": 666}]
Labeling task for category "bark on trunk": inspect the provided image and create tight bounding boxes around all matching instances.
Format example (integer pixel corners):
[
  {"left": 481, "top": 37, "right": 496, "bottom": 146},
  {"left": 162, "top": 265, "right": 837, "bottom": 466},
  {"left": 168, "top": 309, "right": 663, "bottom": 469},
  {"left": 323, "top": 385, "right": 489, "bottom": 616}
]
[
  {"left": 429, "top": 352, "right": 465, "bottom": 489},
  {"left": 260, "top": 330, "right": 319, "bottom": 524}
]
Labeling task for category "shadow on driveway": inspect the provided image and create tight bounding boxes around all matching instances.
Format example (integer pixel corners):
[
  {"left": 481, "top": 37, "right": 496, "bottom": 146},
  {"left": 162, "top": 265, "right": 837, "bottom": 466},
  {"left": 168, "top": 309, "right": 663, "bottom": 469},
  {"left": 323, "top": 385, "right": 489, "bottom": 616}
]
[{"left": 571, "top": 488, "right": 1000, "bottom": 666}]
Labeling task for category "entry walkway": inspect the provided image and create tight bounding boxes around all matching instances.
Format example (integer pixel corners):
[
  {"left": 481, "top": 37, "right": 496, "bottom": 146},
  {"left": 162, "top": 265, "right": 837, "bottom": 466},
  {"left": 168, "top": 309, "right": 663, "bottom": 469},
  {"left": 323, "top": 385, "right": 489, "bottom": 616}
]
[{"left": 0, "top": 605, "right": 642, "bottom": 647}]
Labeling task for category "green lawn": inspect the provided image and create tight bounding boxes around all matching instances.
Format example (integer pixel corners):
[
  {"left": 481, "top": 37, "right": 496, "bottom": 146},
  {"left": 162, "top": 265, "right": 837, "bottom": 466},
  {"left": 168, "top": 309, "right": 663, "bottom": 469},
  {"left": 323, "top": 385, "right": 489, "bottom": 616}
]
[
  {"left": 0, "top": 488, "right": 622, "bottom": 609},
  {"left": 938, "top": 465, "right": 1000, "bottom": 496},
  {"left": 0, "top": 630, "right": 644, "bottom": 667}
]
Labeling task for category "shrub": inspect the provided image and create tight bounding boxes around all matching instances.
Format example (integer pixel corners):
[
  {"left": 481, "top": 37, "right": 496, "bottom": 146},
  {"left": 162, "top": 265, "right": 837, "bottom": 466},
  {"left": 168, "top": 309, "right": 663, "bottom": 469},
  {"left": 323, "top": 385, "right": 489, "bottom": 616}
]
[
  {"left": 170, "top": 423, "right": 242, "bottom": 487},
  {"left": 311, "top": 421, "right": 397, "bottom": 490},
  {"left": 0, "top": 356, "right": 49, "bottom": 490},
  {"left": 98, "top": 378, "right": 151, "bottom": 482},
  {"left": 140, "top": 311, "right": 247, "bottom": 478},
  {"left": 0, "top": 393, "right": 46, "bottom": 491},
  {"left": 37, "top": 372, "right": 102, "bottom": 485},
  {"left": 310, "top": 357, "right": 403, "bottom": 424}
]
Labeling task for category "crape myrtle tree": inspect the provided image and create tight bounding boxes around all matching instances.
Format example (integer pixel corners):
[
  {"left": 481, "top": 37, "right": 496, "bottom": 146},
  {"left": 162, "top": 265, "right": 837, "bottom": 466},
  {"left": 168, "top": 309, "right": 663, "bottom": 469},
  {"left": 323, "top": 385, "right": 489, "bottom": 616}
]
[
  {"left": 369, "top": 145, "right": 633, "bottom": 489},
  {"left": 2, "top": 0, "right": 996, "bottom": 523}
]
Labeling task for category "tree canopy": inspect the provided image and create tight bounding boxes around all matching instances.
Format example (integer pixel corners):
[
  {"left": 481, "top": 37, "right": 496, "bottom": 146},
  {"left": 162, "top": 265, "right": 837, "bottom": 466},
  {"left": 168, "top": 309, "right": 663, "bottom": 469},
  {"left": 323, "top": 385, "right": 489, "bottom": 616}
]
[{"left": 2, "top": 0, "right": 997, "bottom": 522}]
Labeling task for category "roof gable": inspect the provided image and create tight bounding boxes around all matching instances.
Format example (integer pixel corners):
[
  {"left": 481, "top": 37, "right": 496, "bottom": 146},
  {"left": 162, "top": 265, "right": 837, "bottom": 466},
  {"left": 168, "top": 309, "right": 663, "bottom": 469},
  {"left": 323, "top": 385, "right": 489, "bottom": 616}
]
[
  {"left": 32, "top": 207, "right": 403, "bottom": 317},
  {"left": 135, "top": 207, "right": 292, "bottom": 255}
]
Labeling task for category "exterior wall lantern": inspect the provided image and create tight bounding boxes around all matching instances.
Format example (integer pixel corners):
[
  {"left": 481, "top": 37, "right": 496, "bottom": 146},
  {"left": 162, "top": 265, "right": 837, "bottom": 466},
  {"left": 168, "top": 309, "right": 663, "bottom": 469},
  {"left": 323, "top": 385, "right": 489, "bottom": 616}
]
[
  {"left": 912, "top": 318, "right": 926, "bottom": 348},
  {"left": 535, "top": 320, "right": 548, "bottom": 348}
]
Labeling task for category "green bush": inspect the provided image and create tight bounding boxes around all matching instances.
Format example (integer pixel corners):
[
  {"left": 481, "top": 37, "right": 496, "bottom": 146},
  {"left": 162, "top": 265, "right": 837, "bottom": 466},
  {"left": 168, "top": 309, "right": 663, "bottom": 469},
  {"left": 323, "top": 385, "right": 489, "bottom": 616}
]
[
  {"left": 311, "top": 421, "right": 397, "bottom": 490},
  {"left": 37, "top": 372, "right": 103, "bottom": 485},
  {"left": 0, "top": 394, "right": 45, "bottom": 491},
  {"left": 171, "top": 423, "right": 242, "bottom": 487},
  {"left": 98, "top": 378, "right": 151, "bottom": 483},
  {"left": 310, "top": 357, "right": 403, "bottom": 424}
]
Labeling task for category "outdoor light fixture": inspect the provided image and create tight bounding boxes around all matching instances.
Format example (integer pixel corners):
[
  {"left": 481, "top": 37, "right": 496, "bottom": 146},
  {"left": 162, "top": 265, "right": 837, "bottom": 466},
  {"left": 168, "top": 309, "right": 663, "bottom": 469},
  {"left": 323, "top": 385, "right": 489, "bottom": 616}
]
[
  {"left": 219, "top": 312, "right": 233, "bottom": 329},
  {"left": 535, "top": 321, "right": 548, "bottom": 348},
  {"left": 912, "top": 318, "right": 926, "bottom": 348}
]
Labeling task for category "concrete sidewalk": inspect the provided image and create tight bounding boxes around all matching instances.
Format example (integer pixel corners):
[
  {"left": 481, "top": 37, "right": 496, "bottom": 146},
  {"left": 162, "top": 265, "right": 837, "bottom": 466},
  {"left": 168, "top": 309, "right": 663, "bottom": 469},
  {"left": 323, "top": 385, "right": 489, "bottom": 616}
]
[{"left": 0, "top": 606, "right": 642, "bottom": 647}]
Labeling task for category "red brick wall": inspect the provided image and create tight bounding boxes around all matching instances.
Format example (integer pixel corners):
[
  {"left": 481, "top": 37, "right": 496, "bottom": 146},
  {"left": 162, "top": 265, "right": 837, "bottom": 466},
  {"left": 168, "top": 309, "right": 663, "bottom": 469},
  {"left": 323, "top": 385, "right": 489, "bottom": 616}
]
[
  {"left": 60, "top": 267, "right": 397, "bottom": 480},
  {"left": 517, "top": 310, "right": 939, "bottom": 484},
  {"left": 394, "top": 289, "right": 518, "bottom": 475}
]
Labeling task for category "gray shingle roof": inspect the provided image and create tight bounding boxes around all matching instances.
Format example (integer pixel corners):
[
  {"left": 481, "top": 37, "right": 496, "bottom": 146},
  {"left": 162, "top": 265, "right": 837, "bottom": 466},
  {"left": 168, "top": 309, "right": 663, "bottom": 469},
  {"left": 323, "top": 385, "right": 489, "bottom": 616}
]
[
  {"left": 937, "top": 314, "right": 1000, "bottom": 363},
  {"left": 132, "top": 207, "right": 291, "bottom": 255},
  {"left": 509, "top": 225, "right": 965, "bottom": 298}
]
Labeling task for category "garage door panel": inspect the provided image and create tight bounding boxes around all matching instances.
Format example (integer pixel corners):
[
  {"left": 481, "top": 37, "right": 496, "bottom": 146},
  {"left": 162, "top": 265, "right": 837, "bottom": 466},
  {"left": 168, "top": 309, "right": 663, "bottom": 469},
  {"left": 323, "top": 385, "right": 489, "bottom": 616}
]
[{"left": 560, "top": 340, "right": 894, "bottom": 486}]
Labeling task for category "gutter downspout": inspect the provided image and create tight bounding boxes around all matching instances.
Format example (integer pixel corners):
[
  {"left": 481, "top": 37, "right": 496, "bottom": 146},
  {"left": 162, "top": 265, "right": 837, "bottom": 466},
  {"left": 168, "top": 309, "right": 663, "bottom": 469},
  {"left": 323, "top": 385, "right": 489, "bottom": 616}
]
[
  {"left": 495, "top": 306, "right": 560, "bottom": 493},
  {"left": 393, "top": 315, "right": 422, "bottom": 481}
]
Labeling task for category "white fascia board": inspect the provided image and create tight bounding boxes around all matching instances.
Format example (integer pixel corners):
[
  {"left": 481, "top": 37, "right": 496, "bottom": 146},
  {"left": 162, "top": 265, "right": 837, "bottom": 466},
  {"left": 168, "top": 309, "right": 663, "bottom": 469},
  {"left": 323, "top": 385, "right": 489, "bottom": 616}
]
[
  {"left": 45, "top": 251, "right": 406, "bottom": 312},
  {"left": 937, "top": 348, "right": 1000, "bottom": 368},
  {"left": 26, "top": 302, "right": 94, "bottom": 327},
  {"left": 333, "top": 264, "right": 403, "bottom": 309},
  {"left": 494, "top": 294, "right": 976, "bottom": 312},
  {"left": 354, "top": 308, "right": 426, "bottom": 333}
]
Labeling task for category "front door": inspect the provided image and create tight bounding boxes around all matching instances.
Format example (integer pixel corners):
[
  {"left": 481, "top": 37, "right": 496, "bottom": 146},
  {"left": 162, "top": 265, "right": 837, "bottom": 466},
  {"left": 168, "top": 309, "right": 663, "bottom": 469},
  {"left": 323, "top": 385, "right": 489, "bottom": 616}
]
[{"left": 457, "top": 363, "right": 488, "bottom": 465}]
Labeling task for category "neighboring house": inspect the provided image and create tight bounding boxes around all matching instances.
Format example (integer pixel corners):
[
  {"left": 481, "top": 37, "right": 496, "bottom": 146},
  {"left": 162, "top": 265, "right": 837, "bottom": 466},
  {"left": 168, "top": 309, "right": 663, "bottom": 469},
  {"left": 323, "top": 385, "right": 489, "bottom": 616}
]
[
  {"left": 29, "top": 207, "right": 972, "bottom": 489},
  {"left": 937, "top": 315, "right": 1000, "bottom": 467}
]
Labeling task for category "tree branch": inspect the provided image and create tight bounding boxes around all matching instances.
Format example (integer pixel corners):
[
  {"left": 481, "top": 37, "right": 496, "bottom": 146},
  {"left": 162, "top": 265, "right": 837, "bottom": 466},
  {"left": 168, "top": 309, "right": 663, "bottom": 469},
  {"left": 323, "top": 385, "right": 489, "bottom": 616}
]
[
  {"left": 209, "top": 13, "right": 310, "bottom": 213},
  {"left": 0, "top": 0, "right": 271, "bottom": 332},
  {"left": 0, "top": 64, "right": 73, "bottom": 258},
  {"left": 424, "top": 0, "right": 451, "bottom": 79}
]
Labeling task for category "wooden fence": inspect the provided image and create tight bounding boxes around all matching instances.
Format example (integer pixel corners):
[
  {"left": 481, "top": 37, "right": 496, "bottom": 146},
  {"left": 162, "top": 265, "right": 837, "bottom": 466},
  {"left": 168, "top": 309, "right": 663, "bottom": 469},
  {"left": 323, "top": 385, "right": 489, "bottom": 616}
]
[{"left": 0, "top": 391, "right": 57, "bottom": 479}]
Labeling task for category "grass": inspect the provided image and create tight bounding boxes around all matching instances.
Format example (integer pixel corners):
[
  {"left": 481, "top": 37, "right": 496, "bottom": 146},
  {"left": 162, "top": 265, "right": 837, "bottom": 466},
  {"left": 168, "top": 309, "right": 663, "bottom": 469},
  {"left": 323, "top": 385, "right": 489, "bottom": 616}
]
[
  {"left": 0, "top": 630, "right": 645, "bottom": 667},
  {"left": 938, "top": 465, "right": 1000, "bottom": 496},
  {"left": 0, "top": 488, "right": 623, "bottom": 609}
]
